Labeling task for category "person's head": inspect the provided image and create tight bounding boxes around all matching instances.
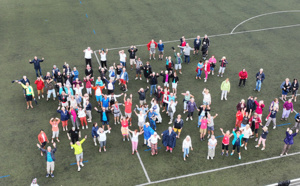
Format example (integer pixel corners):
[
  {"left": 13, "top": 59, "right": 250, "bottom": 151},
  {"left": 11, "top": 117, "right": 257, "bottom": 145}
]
[
  {"left": 157, "top": 85, "right": 161, "bottom": 90},
  {"left": 103, "top": 94, "right": 107, "bottom": 98},
  {"left": 57, "top": 71, "right": 61, "bottom": 76},
  {"left": 70, "top": 106, "right": 74, "bottom": 110},
  {"left": 186, "top": 90, "right": 190, "bottom": 95},
  {"left": 47, "top": 146, "right": 52, "bottom": 152},
  {"left": 259, "top": 100, "right": 264, "bottom": 105},
  {"left": 25, "top": 82, "right": 29, "bottom": 87},
  {"left": 254, "top": 113, "right": 258, "bottom": 118},
  {"left": 185, "top": 135, "right": 191, "bottom": 141},
  {"left": 40, "top": 129, "right": 44, "bottom": 134},
  {"left": 126, "top": 98, "right": 130, "bottom": 102},
  {"left": 165, "top": 70, "right": 168, "bottom": 74},
  {"left": 170, "top": 100, "right": 174, "bottom": 105},
  {"left": 177, "top": 114, "right": 181, "bottom": 119},
  {"left": 222, "top": 56, "right": 226, "bottom": 60},
  {"left": 246, "top": 124, "right": 250, "bottom": 129},
  {"left": 99, "top": 128, "right": 104, "bottom": 133},
  {"left": 174, "top": 72, "right": 177, "bottom": 76},
  {"left": 225, "top": 130, "right": 230, "bottom": 136},
  {"left": 154, "top": 132, "right": 157, "bottom": 137},
  {"left": 202, "top": 116, "right": 207, "bottom": 120},
  {"left": 134, "top": 129, "right": 138, "bottom": 134},
  {"left": 168, "top": 56, "right": 172, "bottom": 60},
  {"left": 23, "top": 75, "right": 27, "bottom": 80},
  {"left": 146, "top": 61, "right": 150, "bottom": 65},
  {"left": 102, "top": 107, "right": 106, "bottom": 111},
  {"left": 186, "top": 43, "right": 189, "bottom": 47},
  {"left": 168, "top": 126, "right": 172, "bottom": 132},
  {"left": 260, "top": 68, "right": 263, "bottom": 73},
  {"left": 211, "top": 135, "right": 215, "bottom": 140},
  {"left": 288, "top": 98, "right": 292, "bottom": 103},
  {"left": 159, "top": 40, "right": 162, "bottom": 44},
  {"left": 289, "top": 129, "right": 293, "bottom": 135},
  {"left": 285, "top": 78, "right": 290, "bottom": 83},
  {"left": 207, "top": 113, "right": 211, "bottom": 119},
  {"left": 151, "top": 39, "right": 154, "bottom": 43},
  {"left": 204, "top": 34, "right": 208, "bottom": 39},
  {"left": 53, "top": 65, "right": 57, "bottom": 69},
  {"left": 145, "top": 122, "right": 150, "bottom": 128},
  {"left": 101, "top": 68, "right": 105, "bottom": 72},
  {"left": 236, "top": 131, "right": 241, "bottom": 138},
  {"left": 76, "top": 84, "right": 80, "bottom": 89},
  {"left": 242, "top": 68, "right": 246, "bottom": 72},
  {"left": 122, "top": 67, "right": 126, "bottom": 72},
  {"left": 197, "top": 35, "right": 200, "bottom": 39},
  {"left": 177, "top": 53, "right": 180, "bottom": 57},
  {"left": 150, "top": 108, "right": 153, "bottom": 113},
  {"left": 211, "top": 55, "right": 215, "bottom": 59},
  {"left": 241, "top": 99, "right": 245, "bottom": 104},
  {"left": 76, "top": 141, "right": 81, "bottom": 146},
  {"left": 61, "top": 106, "right": 65, "bottom": 111},
  {"left": 93, "top": 122, "right": 98, "bottom": 127},
  {"left": 274, "top": 98, "right": 278, "bottom": 103},
  {"left": 205, "top": 60, "right": 209, "bottom": 64},
  {"left": 294, "top": 78, "right": 298, "bottom": 83},
  {"left": 263, "top": 126, "right": 268, "bottom": 132},
  {"left": 140, "top": 88, "right": 144, "bottom": 92},
  {"left": 73, "top": 67, "right": 77, "bottom": 71},
  {"left": 86, "top": 65, "right": 90, "bottom": 69},
  {"left": 34, "top": 56, "right": 37, "bottom": 60},
  {"left": 199, "top": 60, "right": 203, "bottom": 64},
  {"left": 170, "top": 93, "right": 174, "bottom": 97},
  {"left": 87, "top": 47, "right": 91, "bottom": 50}
]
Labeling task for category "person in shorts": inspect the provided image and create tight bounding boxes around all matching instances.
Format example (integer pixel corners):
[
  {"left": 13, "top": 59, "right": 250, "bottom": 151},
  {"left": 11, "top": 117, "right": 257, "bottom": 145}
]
[
  {"left": 173, "top": 49, "right": 183, "bottom": 74},
  {"left": 230, "top": 128, "right": 244, "bottom": 160},
  {"left": 220, "top": 128, "right": 233, "bottom": 156},
  {"left": 135, "top": 57, "right": 143, "bottom": 80},
  {"left": 38, "top": 130, "right": 49, "bottom": 156},
  {"left": 94, "top": 107, "right": 111, "bottom": 130},
  {"left": 240, "top": 124, "right": 252, "bottom": 150},
  {"left": 97, "top": 127, "right": 111, "bottom": 152},
  {"left": 134, "top": 109, "right": 148, "bottom": 131},
  {"left": 111, "top": 101, "right": 122, "bottom": 125},
  {"left": 124, "top": 94, "right": 133, "bottom": 126},
  {"left": 173, "top": 114, "right": 183, "bottom": 138},
  {"left": 128, "top": 46, "right": 138, "bottom": 70},
  {"left": 249, "top": 113, "right": 262, "bottom": 140},
  {"left": 158, "top": 40, "right": 164, "bottom": 60},
  {"left": 18, "top": 81, "right": 35, "bottom": 109},
  {"left": 37, "top": 142, "right": 57, "bottom": 178},
  {"left": 147, "top": 39, "right": 158, "bottom": 60},
  {"left": 120, "top": 116, "right": 130, "bottom": 141},
  {"left": 120, "top": 68, "right": 129, "bottom": 92},
  {"left": 50, "top": 118, "right": 60, "bottom": 143},
  {"left": 207, "top": 113, "right": 218, "bottom": 138},
  {"left": 170, "top": 72, "right": 179, "bottom": 95},
  {"left": 70, "top": 135, "right": 87, "bottom": 172},
  {"left": 114, "top": 63, "right": 122, "bottom": 84},
  {"left": 199, "top": 116, "right": 208, "bottom": 141}
]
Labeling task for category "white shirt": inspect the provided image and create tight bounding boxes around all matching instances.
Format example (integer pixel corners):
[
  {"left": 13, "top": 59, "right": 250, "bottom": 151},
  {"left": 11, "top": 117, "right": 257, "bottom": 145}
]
[
  {"left": 202, "top": 91, "right": 211, "bottom": 103},
  {"left": 100, "top": 53, "right": 107, "bottom": 61},
  {"left": 84, "top": 49, "right": 93, "bottom": 59},
  {"left": 149, "top": 135, "right": 160, "bottom": 144},
  {"left": 97, "top": 130, "right": 110, "bottom": 141},
  {"left": 182, "top": 139, "right": 192, "bottom": 149},
  {"left": 208, "top": 138, "right": 217, "bottom": 149},
  {"left": 138, "top": 114, "right": 145, "bottom": 122},
  {"left": 74, "top": 87, "right": 83, "bottom": 95},
  {"left": 95, "top": 88, "right": 102, "bottom": 96},
  {"left": 78, "top": 109, "right": 86, "bottom": 118},
  {"left": 107, "top": 82, "right": 113, "bottom": 90},
  {"left": 69, "top": 99, "right": 78, "bottom": 108},
  {"left": 131, "top": 132, "right": 140, "bottom": 142},
  {"left": 241, "top": 127, "right": 252, "bottom": 139},
  {"left": 119, "top": 53, "right": 126, "bottom": 62}
]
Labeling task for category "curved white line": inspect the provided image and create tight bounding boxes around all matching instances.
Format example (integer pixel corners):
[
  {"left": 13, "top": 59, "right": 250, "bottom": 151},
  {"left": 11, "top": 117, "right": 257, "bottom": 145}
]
[{"left": 231, "top": 10, "right": 300, "bottom": 34}]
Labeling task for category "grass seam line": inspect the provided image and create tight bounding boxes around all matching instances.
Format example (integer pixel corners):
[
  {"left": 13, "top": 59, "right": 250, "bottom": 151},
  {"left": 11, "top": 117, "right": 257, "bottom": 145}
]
[
  {"left": 0, "top": 175, "right": 10, "bottom": 179},
  {"left": 70, "top": 160, "right": 88, "bottom": 166}
]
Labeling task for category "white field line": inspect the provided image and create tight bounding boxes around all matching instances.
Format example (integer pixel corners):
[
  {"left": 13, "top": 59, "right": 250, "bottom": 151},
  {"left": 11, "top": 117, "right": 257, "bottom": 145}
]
[
  {"left": 128, "top": 132, "right": 151, "bottom": 183},
  {"left": 266, "top": 177, "right": 300, "bottom": 186},
  {"left": 93, "top": 24, "right": 300, "bottom": 53},
  {"left": 93, "top": 51, "right": 101, "bottom": 67},
  {"left": 231, "top": 10, "right": 300, "bottom": 33},
  {"left": 136, "top": 151, "right": 300, "bottom": 186},
  {"left": 279, "top": 97, "right": 298, "bottom": 114}
]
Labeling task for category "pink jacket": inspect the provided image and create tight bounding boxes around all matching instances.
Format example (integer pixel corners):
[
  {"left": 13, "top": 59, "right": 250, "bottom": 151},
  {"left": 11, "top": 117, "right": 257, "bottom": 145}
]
[
  {"left": 208, "top": 57, "right": 216, "bottom": 64},
  {"left": 255, "top": 100, "right": 265, "bottom": 114},
  {"left": 69, "top": 109, "right": 77, "bottom": 123}
]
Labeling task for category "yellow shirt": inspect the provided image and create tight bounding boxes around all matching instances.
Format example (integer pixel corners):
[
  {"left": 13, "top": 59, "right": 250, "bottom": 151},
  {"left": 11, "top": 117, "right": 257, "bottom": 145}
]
[
  {"left": 21, "top": 84, "right": 35, "bottom": 97},
  {"left": 71, "top": 138, "right": 85, "bottom": 155}
]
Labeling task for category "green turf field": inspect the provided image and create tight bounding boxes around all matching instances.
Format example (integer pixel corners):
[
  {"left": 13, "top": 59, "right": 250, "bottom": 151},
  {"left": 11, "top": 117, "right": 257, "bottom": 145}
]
[{"left": 1, "top": 0, "right": 300, "bottom": 185}]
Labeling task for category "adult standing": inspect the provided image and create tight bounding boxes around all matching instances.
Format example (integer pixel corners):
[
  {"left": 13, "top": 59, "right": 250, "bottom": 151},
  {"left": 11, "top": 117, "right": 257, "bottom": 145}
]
[
  {"left": 202, "top": 88, "right": 211, "bottom": 105},
  {"left": 241, "top": 124, "right": 252, "bottom": 150},
  {"left": 70, "top": 135, "right": 87, "bottom": 172},
  {"left": 18, "top": 82, "right": 35, "bottom": 109},
  {"left": 173, "top": 114, "right": 183, "bottom": 138},
  {"left": 281, "top": 99, "right": 294, "bottom": 121},
  {"left": 38, "top": 130, "right": 49, "bottom": 156},
  {"left": 67, "top": 127, "right": 81, "bottom": 148},
  {"left": 168, "top": 100, "right": 178, "bottom": 124},
  {"left": 50, "top": 118, "right": 60, "bottom": 143},
  {"left": 254, "top": 68, "right": 265, "bottom": 92},
  {"left": 83, "top": 47, "right": 93, "bottom": 67},
  {"left": 120, "top": 67, "right": 129, "bottom": 92},
  {"left": 170, "top": 72, "right": 179, "bottom": 95},
  {"left": 124, "top": 93, "right": 133, "bottom": 126},
  {"left": 94, "top": 107, "right": 111, "bottom": 130},
  {"left": 92, "top": 123, "right": 99, "bottom": 146},
  {"left": 129, "top": 129, "right": 144, "bottom": 155},
  {"left": 148, "top": 132, "right": 161, "bottom": 155},
  {"left": 230, "top": 129, "right": 244, "bottom": 160},
  {"left": 128, "top": 46, "right": 138, "bottom": 70},
  {"left": 138, "top": 87, "right": 149, "bottom": 106},
  {"left": 119, "top": 50, "right": 127, "bottom": 67},
  {"left": 13, "top": 75, "right": 30, "bottom": 97},
  {"left": 207, "top": 135, "right": 217, "bottom": 160},
  {"left": 148, "top": 109, "right": 158, "bottom": 130},
  {"left": 36, "top": 142, "right": 56, "bottom": 178},
  {"left": 97, "top": 127, "right": 111, "bottom": 152},
  {"left": 186, "top": 98, "right": 198, "bottom": 121},
  {"left": 143, "top": 122, "right": 154, "bottom": 146},
  {"left": 217, "top": 56, "right": 228, "bottom": 77},
  {"left": 182, "top": 135, "right": 193, "bottom": 161},
  {"left": 143, "top": 61, "right": 152, "bottom": 83},
  {"left": 29, "top": 56, "right": 44, "bottom": 77},
  {"left": 255, "top": 126, "right": 269, "bottom": 150},
  {"left": 254, "top": 97, "right": 265, "bottom": 120},
  {"left": 201, "top": 42, "right": 209, "bottom": 60},
  {"left": 158, "top": 40, "right": 164, "bottom": 60},
  {"left": 135, "top": 57, "right": 143, "bottom": 80},
  {"left": 203, "top": 60, "right": 210, "bottom": 82},
  {"left": 291, "top": 79, "right": 299, "bottom": 102},
  {"left": 202, "top": 34, "right": 210, "bottom": 49},
  {"left": 149, "top": 72, "right": 159, "bottom": 97},
  {"left": 236, "top": 99, "right": 246, "bottom": 111},
  {"left": 85, "top": 65, "right": 93, "bottom": 78},
  {"left": 161, "top": 127, "right": 177, "bottom": 153},
  {"left": 280, "top": 128, "right": 298, "bottom": 156},
  {"left": 99, "top": 49, "right": 108, "bottom": 68},
  {"left": 280, "top": 78, "right": 291, "bottom": 101},
  {"left": 220, "top": 128, "right": 233, "bottom": 156},
  {"left": 147, "top": 39, "right": 158, "bottom": 60},
  {"left": 178, "top": 43, "right": 194, "bottom": 64},
  {"left": 173, "top": 49, "right": 183, "bottom": 74},
  {"left": 208, "top": 55, "right": 217, "bottom": 75},
  {"left": 193, "top": 35, "right": 201, "bottom": 55},
  {"left": 220, "top": 78, "right": 230, "bottom": 100},
  {"left": 238, "top": 69, "right": 248, "bottom": 86},
  {"left": 57, "top": 106, "right": 69, "bottom": 131},
  {"left": 46, "top": 79, "right": 56, "bottom": 101}
]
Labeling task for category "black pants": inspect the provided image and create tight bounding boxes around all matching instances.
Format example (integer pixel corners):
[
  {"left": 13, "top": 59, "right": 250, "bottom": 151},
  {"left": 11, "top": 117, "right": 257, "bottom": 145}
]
[
  {"left": 187, "top": 111, "right": 194, "bottom": 117},
  {"left": 85, "top": 58, "right": 92, "bottom": 67},
  {"left": 71, "top": 137, "right": 79, "bottom": 144},
  {"left": 101, "top": 61, "right": 107, "bottom": 68},
  {"left": 239, "top": 79, "right": 246, "bottom": 86}
]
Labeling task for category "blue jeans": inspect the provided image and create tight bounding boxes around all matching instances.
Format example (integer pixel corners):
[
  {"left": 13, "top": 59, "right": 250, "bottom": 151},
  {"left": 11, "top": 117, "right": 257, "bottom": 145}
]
[
  {"left": 150, "top": 85, "right": 156, "bottom": 96},
  {"left": 256, "top": 80, "right": 262, "bottom": 91},
  {"left": 149, "top": 119, "right": 156, "bottom": 130},
  {"left": 35, "top": 68, "right": 42, "bottom": 77},
  {"left": 184, "top": 55, "right": 190, "bottom": 63},
  {"left": 183, "top": 148, "right": 189, "bottom": 158},
  {"left": 120, "top": 61, "right": 126, "bottom": 68},
  {"left": 211, "top": 67, "right": 214, "bottom": 71},
  {"left": 197, "top": 69, "right": 202, "bottom": 77}
]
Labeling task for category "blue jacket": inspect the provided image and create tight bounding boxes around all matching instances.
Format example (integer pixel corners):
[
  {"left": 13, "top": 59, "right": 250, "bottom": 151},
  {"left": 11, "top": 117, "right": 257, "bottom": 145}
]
[
  {"left": 120, "top": 71, "right": 129, "bottom": 81},
  {"left": 73, "top": 70, "right": 79, "bottom": 81},
  {"left": 92, "top": 126, "right": 99, "bottom": 137},
  {"left": 295, "top": 113, "right": 300, "bottom": 122},
  {"left": 57, "top": 110, "right": 69, "bottom": 121},
  {"left": 40, "top": 148, "right": 56, "bottom": 162},
  {"left": 105, "top": 79, "right": 117, "bottom": 90},
  {"left": 148, "top": 111, "right": 158, "bottom": 121},
  {"left": 19, "top": 78, "right": 30, "bottom": 86},
  {"left": 162, "top": 130, "right": 177, "bottom": 148},
  {"left": 143, "top": 125, "right": 154, "bottom": 140},
  {"left": 158, "top": 43, "right": 164, "bottom": 51},
  {"left": 30, "top": 59, "right": 44, "bottom": 69},
  {"left": 284, "top": 131, "right": 297, "bottom": 145},
  {"left": 194, "top": 38, "right": 201, "bottom": 47},
  {"left": 232, "top": 130, "right": 244, "bottom": 146},
  {"left": 256, "top": 72, "right": 265, "bottom": 82}
]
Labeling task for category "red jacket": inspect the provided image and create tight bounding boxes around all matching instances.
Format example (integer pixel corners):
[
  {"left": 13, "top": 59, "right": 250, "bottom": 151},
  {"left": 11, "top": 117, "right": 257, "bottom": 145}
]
[
  {"left": 204, "top": 63, "right": 210, "bottom": 72},
  {"left": 34, "top": 80, "right": 45, "bottom": 90},
  {"left": 239, "top": 71, "right": 248, "bottom": 79},
  {"left": 249, "top": 116, "right": 262, "bottom": 129},
  {"left": 38, "top": 132, "right": 48, "bottom": 143},
  {"left": 147, "top": 41, "right": 158, "bottom": 50}
]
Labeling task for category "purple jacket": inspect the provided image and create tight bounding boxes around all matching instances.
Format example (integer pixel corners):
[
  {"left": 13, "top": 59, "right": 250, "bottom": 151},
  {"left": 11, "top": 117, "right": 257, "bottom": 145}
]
[
  {"left": 187, "top": 102, "right": 197, "bottom": 112},
  {"left": 284, "top": 131, "right": 297, "bottom": 145},
  {"left": 283, "top": 102, "right": 293, "bottom": 111}
]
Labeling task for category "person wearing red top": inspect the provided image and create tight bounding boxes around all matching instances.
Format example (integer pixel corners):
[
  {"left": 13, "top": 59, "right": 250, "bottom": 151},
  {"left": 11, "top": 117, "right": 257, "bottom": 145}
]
[
  {"left": 50, "top": 118, "right": 61, "bottom": 143},
  {"left": 238, "top": 69, "right": 248, "bottom": 86},
  {"left": 83, "top": 76, "right": 94, "bottom": 97},
  {"left": 254, "top": 98, "right": 265, "bottom": 120},
  {"left": 249, "top": 113, "right": 262, "bottom": 140},
  {"left": 220, "top": 128, "right": 233, "bottom": 156},
  {"left": 235, "top": 110, "right": 244, "bottom": 129},
  {"left": 121, "top": 116, "right": 129, "bottom": 141},
  {"left": 147, "top": 39, "right": 158, "bottom": 60},
  {"left": 123, "top": 93, "right": 133, "bottom": 126},
  {"left": 161, "top": 88, "right": 170, "bottom": 112},
  {"left": 204, "top": 60, "right": 210, "bottom": 83},
  {"left": 38, "top": 130, "right": 49, "bottom": 156},
  {"left": 34, "top": 76, "right": 45, "bottom": 99}
]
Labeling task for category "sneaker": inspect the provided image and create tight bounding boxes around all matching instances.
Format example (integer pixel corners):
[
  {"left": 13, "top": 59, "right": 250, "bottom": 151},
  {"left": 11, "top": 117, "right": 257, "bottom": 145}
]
[
  {"left": 221, "top": 152, "right": 224, "bottom": 156},
  {"left": 71, "top": 146, "right": 73, "bottom": 149},
  {"left": 258, "top": 90, "right": 260, "bottom": 92},
  {"left": 51, "top": 174, "right": 54, "bottom": 178},
  {"left": 266, "top": 118, "right": 269, "bottom": 121},
  {"left": 80, "top": 162, "right": 84, "bottom": 167},
  {"left": 221, "top": 75, "right": 223, "bottom": 77},
  {"left": 38, "top": 96, "right": 40, "bottom": 99},
  {"left": 82, "top": 126, "right": 84, "bottom": 129},
  {"left": 94, "top": 142, "right": 97, "bottom": 146},
  {"left": 135, "top": 77, "right": 138, "bottom": 80},
  {"left": 255, "top": 145, "right": 259, "bottom": 148},
  {"left": 168, "top": 121, "right": 172, "bottom": 124},
  {"left": 186, "top": 118, "right": 189, "bottom": 121},
  {"left": 153, "top": 58, "right": 156, "bottom": 60},
  {"left": 207, "top": 134, "right": 210, "bottom": 138},
  {"left": 250, "top": 135, "right": 254, "bottom": 138},
  {"left": 261, "top": 147, "right": 265, "bottom": 151},
  {"left": 207, "top": 156, "right": 209, "bottom": 160},
  {"left": 285, "top": 153, "right": 288, "bottom": 155},
  {"left": 211, "top": 157, "right": 213, "bottom": 160},
  {"left": 42, "top": 95, "right": 44, "bottom": 98},
  {"left": 183, "top": 110, "right": 186, "bottom": 114},
  {"left": 204, "top": 79, "right": 207, "bottom": 83},
  {"left": 212, "top": 72, "right": 214, "bottom": 75},
  {"left": 86, "top": 125, "right": 88, "bottom": 129},
  {"left": 255, "top": 138, "right": 258, "bottom": 142},
  {"left": 273, "top": 126, "right": 276, "bottom": 129},
  {"left": 78, "top": 167, "right": 81, "bottom": 172},
  {"left": 239, "top": 156, "right": 241, "bottom": 160},
  {"left": 190, "top": 117, "right": 193, "bottom": 121},
  {"left": 53, "top": 98, "right": 55, "bottom": 101},
  {"left": 46, "top": 174, "right": 50, "bottom": 178},
  {"left": 217, "top": 75, "right": 220, "bottom": 77},
  {"left": 114, "top": 122, "right": 116, "bottom": 125},
  {"left": 125, "top": 89, "right": 128, "bottom": 92},
  {"left": 99, "top": 148, "right": 101, "bottom": 152},
  {"left": 225, "top": 97, "right": 227, "bottom": 100},
  {"left": 221, "top": 97, "right": 223, "bottom": 100},
  {"left": 140, "top": 78, "right": 142, "bottom": 80},
  {"left": 226, "top": 153, "right": 229, "bottom": 157},
  {"left": 241, "top": 144, "right": 244, "bottom": 147},
  {"left": 123, "top": 138, "right": 125, "bottom": 141},
  {"left": 245, "top": 146, "right": 247, "bottom": 150},
  {"left": 202, "top": 138, "right": 205, "bottom": 141},
  {"left": 231, "top": 152, "right": 234, "bottom": 156},
  {"left": 47, "top": 98, "right": 49, "bottom": 101},
  {"left": 147, "top": 79, "right": 149, "bottom": 83},
  {"left": 280, "top": 154, "right": 283, "bottom": 156},
  {"left": 127, "top": 138, "right": 129, "bottom": 141}
]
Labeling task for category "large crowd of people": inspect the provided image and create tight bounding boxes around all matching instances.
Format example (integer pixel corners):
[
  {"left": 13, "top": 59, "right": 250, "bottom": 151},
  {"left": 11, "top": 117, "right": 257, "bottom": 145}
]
[{"left": 16, "top": 36, "right": 299, "bottom": 181}]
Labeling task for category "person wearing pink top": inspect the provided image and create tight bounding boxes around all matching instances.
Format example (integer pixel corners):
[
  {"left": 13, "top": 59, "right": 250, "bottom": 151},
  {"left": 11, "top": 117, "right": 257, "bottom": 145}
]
[
  {"left": 50, "top": 118, "right": 60, "bottom": 143},
  {"left": 208, "top": 55, "right": 217, "bottom": 75},
  {"left": 203, "top": 60, "right": 210, "bottom": 83},
  {"left": 200, "top": 116, "right": 208, "bottom": 141},
  {"left": 83, "top": 76, "right": 94, "bottom": 97},
  {"left": 220, "top": 128, "right": 233, "bottom": 156},
  {"left": 254, "top": 97, "right": 264, "bottom": 120},
  {"left": 282, "top": 99, "right": 294, "bottom": 120},
  {"left": 69, "top": 106, "right": 79, "bottom": 128}
]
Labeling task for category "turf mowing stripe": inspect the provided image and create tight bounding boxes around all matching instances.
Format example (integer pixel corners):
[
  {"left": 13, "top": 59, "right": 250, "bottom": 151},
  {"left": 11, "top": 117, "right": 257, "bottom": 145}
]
[
  {"left": 144, "top": 147, "right": 161, "bottom": 152},
  {"left": 96, "top": 24, "right": 300, "bottom": 52},
  {"left": 0, "top": 175, "right": 10, "bottom": 179},
  {"left": 137, "top": 151, "right": 300, "bottom": 186},
  {"left": 70, "top": 160, "right": 88, "bottom": 166}
]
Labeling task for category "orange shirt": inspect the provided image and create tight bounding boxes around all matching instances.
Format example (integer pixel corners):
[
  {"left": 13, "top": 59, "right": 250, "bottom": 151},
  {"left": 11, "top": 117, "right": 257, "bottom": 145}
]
[
  {"left": 50, "top": 119, "right": 60, "bottom": 132},
  {"left": 124, "top": 101, "right": 132, "bottom": 113}
]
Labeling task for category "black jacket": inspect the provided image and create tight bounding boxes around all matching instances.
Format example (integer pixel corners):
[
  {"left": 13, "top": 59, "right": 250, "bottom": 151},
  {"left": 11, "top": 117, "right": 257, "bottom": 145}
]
[
  {"left": 85, "top": 69, "right": 93, "bottom": 77},
  {"left": 97, "top": 109, "right": 112, "bottom": 122}
]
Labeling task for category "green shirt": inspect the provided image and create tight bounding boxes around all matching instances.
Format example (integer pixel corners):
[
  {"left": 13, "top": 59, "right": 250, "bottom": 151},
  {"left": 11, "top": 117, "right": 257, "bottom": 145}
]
[
  {"left": 21, "top": 84, "right": 35, "bottom": 97},
  {"left": 221, "top": 81, "right": 231, "bottom": 92},
  {"left": 71, "top": 138, "right": 85, "bottom": 155}
]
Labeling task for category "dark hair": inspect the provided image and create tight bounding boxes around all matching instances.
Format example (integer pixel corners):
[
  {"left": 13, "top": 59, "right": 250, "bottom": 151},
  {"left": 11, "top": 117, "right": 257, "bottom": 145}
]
[
  {"left": 93, "top": 122, "right": 97, "bottom": 127},
  {"left": 40, "top": 129, "right": 44, "bottom": 132}
]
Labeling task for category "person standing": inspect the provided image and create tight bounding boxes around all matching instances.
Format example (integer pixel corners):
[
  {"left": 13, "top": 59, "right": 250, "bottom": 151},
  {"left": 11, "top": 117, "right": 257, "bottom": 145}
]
[
  {"left": 120, "top": 68, "right": 129, "bottom": 92},
  {"left": 249, "top": 113, "right": 262, "bottom": 139},
  {"left": 67, "top": 127, "right": 81, "bottom": 148},
  {"left": 280, "top": 78, "right": 291, "bottom": 101},
  {"left": 255, "top": 126, "right": 269, "bottom": 150},
  {"left": 135, "top": 57, "right": 143, "bottom": 80},
  {"left": 120, "top": 116, "right": 130, "bottom": 141},
  {"left": 128, "top": 46, "right": 138, "bottom": 70},
  {"left": 149, "top": 72, "right": 159, "bottom": 97},
  {"left": 148, "top": 132, "right": 161, "bottom": 155},
  {"left": 208, "top": 55, "right": 217, "bottom": 75},
  {"left": 207, "top": 113, "right": 218, "bottom": 138},
  {"left": 18, "top": 81, "right": 35, "bottom": 109},
  {"left": 83, "top": 47, "right": 93, "bottom": 67},
  {"left": 254, "top": 68, "right": 265, "bottom": 92},
  {"left": 217, "top": 56, "right": 228, "bottom": 77},
  {"left": 38, "top": 130, "right": 49, "bottom": 156},
  {"left": 220, "top": 128, "right": 233, "bottom": 156},
  {"left": 97, "top": 127, "right": 111, "bottom": 152},
  {"left": 13, "top": 75, "right": 30, "bottom": 97},
  {"left": 182, "top": 135, "right": 193, "bottom": 161},
  {"left": 138, "top": 87, "right": 149, "bottom": 106},
  {"left": 161, "top": 127, "right": 177, "bottom": 153},
  {"left": 34, "top": 76, "right": 45, "bottom": 99},
  {"left": 99, "top": 49, "right": 108, "bottom": 68},
  {"left": 173, "top": 114, "right": 183, "bottom": 138},
  {"left": 178, "top": 43, "right": 194, "bottom": 64},
  {"left": 70, "top": 135, "right": 87, "bottom": 172},
  {"left": 170, "top": 72, "right": 179, "bottom": 95},
  {"left": 199, "top": 116, "right": 208, "bottom": 141},
  {"left": 142, "top": 61, "right": 152, "bottom": 83},
  {"left": 92, "top": 123, "right": 99, "bottom": 146},
  {"left": 280, "top": 128, "right": 298, "bottom": 156},
  {"left": 201, "top": 42, "right": 209, "bottom": 60},
  {"left": 281, "top": 99, "right": 294, "bottom": 121},
  {"left": 119, "top": 50, "right": 127, "bottom": 67},
  {"left": 202, "top": 34, "right": 210, "bottom": 50},
  {"left": 238, "top": 69, "right": 248, "bottom": 86},
  {"left": 168, "top": 100, "right": 178, "bottom": 124},
  {"left": 158, "top": 40, "right": 164, "bottom": 60},
  {"left": 50, "top": 118, "right": 60, "bottom": 143},
  {"left": 147, "top": 39, "right": 158, "bottom": 60},
  {"left": 195, "top": 61, "right": 203, "bottom": 79},
  {"left": 230, "top": 129, "right": 244, "bottom": 160},
  {"left": 220, "top": 78, "right": 231, "bottom": 101},
  {"left": 37, "top": 142, "right": 56, "bottom": 178},
  {"left": 292, "top": 113, "right": 300, "bottom": 131},
  {"left": 29, "top": 56, "right": 44, "bottom": 77},
  {"left": 85, "top": 65, "right": 93, "bottom": 78},
  {"left": 241, "top": 124, "right": 252, "bottom": 150},
  {"left": 143, "top": 122, "right": 155, "bottom": 146},
  {"left": 94, "top": 107, "right": 111, "bottom": 130},
  {"left": 148, "top": 109, "right": 158, "bottom": 130},
  {"left": 173, "top": 49, "right": 183, "bottom": 74},
  {"left": 207, "top": 135, "right": 217, "bottom": 160},
  {"left": 193, "top": 35, "right": 201, "bottom": 55},
  {"left": 129, "top": 129, "right": 144, "bottom": 155},
  {"left": 202, "top": 88, "right": 211, "bottom": 105},
  {"left": 291, "top": 79, "right": 299, "bottom": 102},
  {"left": 57, "top": 106, "right": 69, "bottom": 131},
  {"left": 186, "top": 98, "right": 198, "bottom": 121},
  {"left": 203, "top": 60, "right": 210, "bottom": 82}
]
